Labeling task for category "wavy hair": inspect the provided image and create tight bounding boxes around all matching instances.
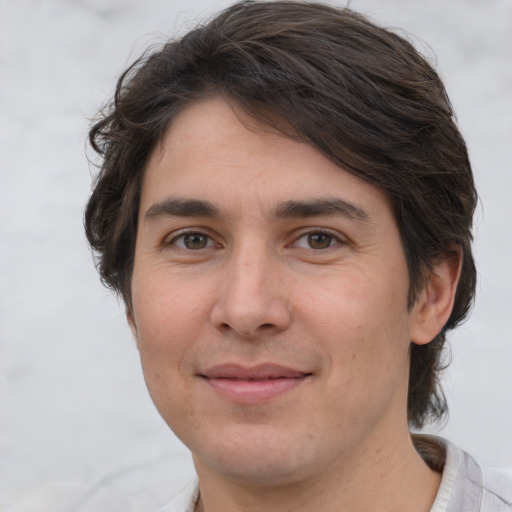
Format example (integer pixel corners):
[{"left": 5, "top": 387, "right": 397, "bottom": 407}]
[{"left": 85, "top": 1, "right": 477, "bottom": 428}]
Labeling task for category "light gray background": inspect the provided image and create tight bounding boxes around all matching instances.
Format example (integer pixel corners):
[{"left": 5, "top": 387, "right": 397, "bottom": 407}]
[{"left": 1, "top": 0, "right": 511, "bottom": 510}]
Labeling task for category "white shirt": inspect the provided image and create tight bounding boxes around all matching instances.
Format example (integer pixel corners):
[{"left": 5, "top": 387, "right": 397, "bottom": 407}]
[
  {"left": 429, "top": 438, "right": 512, "bottom": 511},
  {"left": 159, "top": 438, "right": 512, "bottom": 512}
]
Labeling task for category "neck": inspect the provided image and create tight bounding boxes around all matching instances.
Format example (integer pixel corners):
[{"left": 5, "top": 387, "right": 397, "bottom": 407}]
[{"left": 193, "top": 427, "right": 441, "bottom": 512}]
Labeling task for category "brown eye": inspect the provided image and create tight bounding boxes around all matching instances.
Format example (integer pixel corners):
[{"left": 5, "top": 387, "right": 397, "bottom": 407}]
[
  {"left": 307, "top": 233, "right": 333, "bottom": 249},
  {"left": 178, "top": 232, "right": 210, "bottom": 250}
]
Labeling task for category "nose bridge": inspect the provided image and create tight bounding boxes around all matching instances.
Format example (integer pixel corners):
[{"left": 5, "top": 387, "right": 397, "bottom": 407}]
[
  {"left": 231, "top": 240, "right": 268, "bottom": 294},
  {"left": 211, "top": 238, "right": 290, "bottom": 336}
]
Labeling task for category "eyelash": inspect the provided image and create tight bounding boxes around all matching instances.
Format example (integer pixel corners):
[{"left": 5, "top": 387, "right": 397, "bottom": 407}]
[
  {"left": 167, "top": 231, "right": 219, "bottom": 250},
  {"left": 291, "top": 229, "right": 344, "bottom": 251},
  {"left": 166, "top": 228, "right": 345, "bottom": 252}
]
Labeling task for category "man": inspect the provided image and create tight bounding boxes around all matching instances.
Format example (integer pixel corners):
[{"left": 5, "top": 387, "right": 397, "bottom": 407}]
[{"left": 84, "top": 1, "right": 512, "bottom": 510}]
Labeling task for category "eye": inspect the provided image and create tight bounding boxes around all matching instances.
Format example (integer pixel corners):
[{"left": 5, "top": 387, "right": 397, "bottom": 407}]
[
  {"left": 170, "top": 232, "right": 214, "bottom": 250},
  {"left": 293, "top": 231, "right": 342, "bottom": 250}
]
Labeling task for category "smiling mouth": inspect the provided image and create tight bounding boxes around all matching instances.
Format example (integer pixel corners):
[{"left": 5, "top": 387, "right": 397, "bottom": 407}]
[{"left": 199, "top": 363, "right": 312, "bottom": 404}]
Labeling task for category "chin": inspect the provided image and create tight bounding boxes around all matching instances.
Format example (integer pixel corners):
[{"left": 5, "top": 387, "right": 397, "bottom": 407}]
[{"left": 190, "top": 424, "right": 318, "bottom": 485}]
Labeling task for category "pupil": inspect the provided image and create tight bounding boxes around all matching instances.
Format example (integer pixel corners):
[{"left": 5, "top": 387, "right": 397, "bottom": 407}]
[
  {"left": 308, "top": 233, "right": 331, "bottom": 249},
  {"left": 184, "top": 233, "right": 207, "bottom": 249}
]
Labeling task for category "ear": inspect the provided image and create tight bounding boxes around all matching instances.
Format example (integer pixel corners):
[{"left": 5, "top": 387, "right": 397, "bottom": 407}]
[{"left": 410, "top": 246, "right": 462, "bottom": 346}]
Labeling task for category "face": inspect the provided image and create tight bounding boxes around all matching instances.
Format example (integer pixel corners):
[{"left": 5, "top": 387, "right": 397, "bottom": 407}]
[{"left": 130, "top": 97, "right": 426, "bottom": 486}]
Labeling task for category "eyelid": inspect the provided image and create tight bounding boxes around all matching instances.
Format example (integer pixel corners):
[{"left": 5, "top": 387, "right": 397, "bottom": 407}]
[
  {"left": 161, "top": 226, "right": 346, "bottom": 251},
  {"left": 289, "top": 228, "right": 347, "bottom": 250},
  {"left": 164, "top": 228, "right": 221, "bottom": 249}
]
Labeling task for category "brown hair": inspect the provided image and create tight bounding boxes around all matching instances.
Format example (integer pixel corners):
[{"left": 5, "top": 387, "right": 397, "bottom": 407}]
[{"left": 85, "top": 0, "right": 477, "bottom": 428}]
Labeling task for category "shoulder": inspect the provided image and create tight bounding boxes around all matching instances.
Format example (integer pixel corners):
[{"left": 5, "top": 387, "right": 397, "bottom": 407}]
[
  {"left": 478, "top": 463, "right": 512, "bottom": 511},
  {"left": 432, "top": 436, "right": 512, "bottom": 512},
  {"left": 158, "top": 479, "right": 199, "bottom": 512},
  {"left": 453, "top": 441, "right": 512, "bottom": 511}
]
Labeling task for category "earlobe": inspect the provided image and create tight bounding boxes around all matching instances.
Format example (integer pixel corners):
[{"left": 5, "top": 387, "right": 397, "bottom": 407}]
[{"left": 410, "top": 246, "right": 462, "bottom": 346}]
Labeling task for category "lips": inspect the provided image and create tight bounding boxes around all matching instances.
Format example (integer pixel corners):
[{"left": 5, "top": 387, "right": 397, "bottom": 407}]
[{"left": 199, "top": 363, "right": 311, "bottom": 404}]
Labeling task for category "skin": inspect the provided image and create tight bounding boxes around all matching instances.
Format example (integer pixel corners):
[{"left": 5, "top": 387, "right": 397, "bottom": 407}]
[{"left": 129, "top": 97, "right": 461, "bottom": 512}]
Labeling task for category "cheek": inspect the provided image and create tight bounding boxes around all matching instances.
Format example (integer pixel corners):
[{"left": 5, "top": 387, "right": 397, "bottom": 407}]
[
  {"left": 297, "top": 271, "right": 391, "bottom": 342},
  {"left": 297, "top": 270, "right": 411, "bottom": 388},
  {"left": 131, "top": 267, "right": 209, "bottom": 346},
  {"left": 131, "top": 285, "right": 206, "bottom": 434},
  {"left": 130, "top": 271, "right": 209, "bottom": 398}
]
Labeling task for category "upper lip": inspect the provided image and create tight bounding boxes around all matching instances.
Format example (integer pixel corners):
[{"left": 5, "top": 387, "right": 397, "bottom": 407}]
[{"left": 199, "top": 363, "right": 311, "bottom": 380}]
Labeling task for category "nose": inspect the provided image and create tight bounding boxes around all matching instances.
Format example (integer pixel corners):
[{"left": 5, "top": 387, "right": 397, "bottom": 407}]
[{"left": 210, "top": 244, "right": 292, "bottom": 338}]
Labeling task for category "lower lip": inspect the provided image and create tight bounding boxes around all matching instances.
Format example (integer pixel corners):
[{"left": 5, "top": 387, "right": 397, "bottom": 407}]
[{"left": 203, "top": 376, "right": 309, "bottom": 404}]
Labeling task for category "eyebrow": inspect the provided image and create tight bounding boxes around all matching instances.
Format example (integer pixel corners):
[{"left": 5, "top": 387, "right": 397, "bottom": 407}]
[
  {"left": 144, "top": 197, "right": 370, "bottom": 224},
  {"left": 144, "top": 198, "right": 220, "bottom": 221},
  {"left": 272, "top": 198, "right": 370, "bottom": 223}
]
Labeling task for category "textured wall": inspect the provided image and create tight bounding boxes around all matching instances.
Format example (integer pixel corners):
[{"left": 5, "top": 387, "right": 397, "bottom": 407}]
[{"left": 1, "top": 0, "right": 511, "bottom": 510}]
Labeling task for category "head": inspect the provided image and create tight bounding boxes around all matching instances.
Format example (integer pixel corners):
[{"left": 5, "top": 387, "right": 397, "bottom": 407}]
[{"left": 85, "top": 1, "right": 476, "bottom": 430}]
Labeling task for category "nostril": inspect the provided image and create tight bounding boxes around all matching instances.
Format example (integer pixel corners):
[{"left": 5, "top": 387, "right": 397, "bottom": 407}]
[
  {"left": 211, "top": 296, "right": 292, "bottom": 336},
  {"left": 215, "top": 321, "right": 279, "bottom": 338}
]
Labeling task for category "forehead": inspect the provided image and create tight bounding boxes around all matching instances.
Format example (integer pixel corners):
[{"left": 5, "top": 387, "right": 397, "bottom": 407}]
[{"left": 141, "top": 96, "right": 392, "bottom": 221}]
